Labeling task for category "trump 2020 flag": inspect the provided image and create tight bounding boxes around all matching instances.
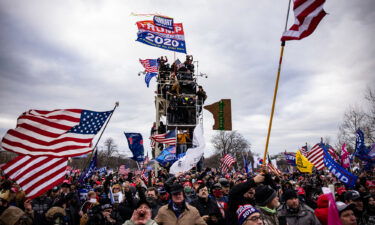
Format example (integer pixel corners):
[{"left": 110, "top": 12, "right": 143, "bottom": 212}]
[
  {"left": 281, "top": 0, "right": 327, "bottom": 41},
  {"left": 124, "top": 133, "right": 144, "bottom": 162},
  {"left": 156, "top": 145, "right": 177, "bottom": 167},
  {"left": 323, "top": 144, "right": 358, "bottom": 188}
]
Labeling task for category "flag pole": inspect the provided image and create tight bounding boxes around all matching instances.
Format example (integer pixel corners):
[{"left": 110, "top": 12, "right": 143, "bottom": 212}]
[
  {"left": 92, "top": 102, "right": 120, "bottom": 154},
  {"left": 82, "top": 102, "right": 119, "bottom": 169},
  {"left": 263, "top": 0, "right": 292, "bottom": 166}
]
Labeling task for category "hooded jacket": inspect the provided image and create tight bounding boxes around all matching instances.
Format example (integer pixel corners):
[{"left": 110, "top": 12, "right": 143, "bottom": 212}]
[{"left": 314, "top": 195, "right": 328, "bottom": 225}]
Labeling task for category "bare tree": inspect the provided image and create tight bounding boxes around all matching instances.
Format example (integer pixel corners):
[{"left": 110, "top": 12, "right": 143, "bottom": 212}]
[
  {"left": 99, "top": 138, "right": 118, "bottom": 165},
  {"left": 211, "top": 131, "right": 253, "bottom": 166},
  {"left": 337, "top": 87, "right": 375, "bottom": 150}
]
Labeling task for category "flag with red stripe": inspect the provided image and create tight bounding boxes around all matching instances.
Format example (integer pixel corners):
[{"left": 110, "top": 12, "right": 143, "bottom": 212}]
[
  {"left": 1, "top": 155, "right": 68, "bottom": 199},
  {"left": 151, "top": 130, "right": 176, "bottom": 145},
  {"left": 281, "top": 0, "right": 327, "bottom": 41},
  {"left": 307, "top": 143, "right": 337, "bottom": 170},
  {"left": 221, "top": 154, "right": 236, "bottom": 173},
  {"left": 267, "top": 163, "right": 282, "bottom": 177},
  {"left": 1, "top": 109, "right": 113, "bottom": 157}
]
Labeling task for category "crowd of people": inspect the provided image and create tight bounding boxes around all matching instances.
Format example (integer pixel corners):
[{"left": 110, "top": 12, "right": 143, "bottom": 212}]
[
  {"left": 155, "top": 55, "right": 207, "bottom": 126},
  {"left": 0, "top": 166, "right": 374, "bottom": 225}
]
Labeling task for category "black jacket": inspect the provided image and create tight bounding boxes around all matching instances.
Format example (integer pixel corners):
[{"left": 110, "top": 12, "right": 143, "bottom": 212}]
[{"left": 190, "top": 197, "right": 224, "bottom": 225}]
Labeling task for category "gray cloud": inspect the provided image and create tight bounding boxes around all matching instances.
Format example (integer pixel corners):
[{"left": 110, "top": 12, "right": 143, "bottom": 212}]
[{"left": 0, "top": 0, "right": 374, "bottom": 159}]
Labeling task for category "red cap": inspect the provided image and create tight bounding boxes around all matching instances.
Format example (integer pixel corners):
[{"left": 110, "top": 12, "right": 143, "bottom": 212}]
[{"left": 337, "top": 187, "right": 347, "bottom": 195}]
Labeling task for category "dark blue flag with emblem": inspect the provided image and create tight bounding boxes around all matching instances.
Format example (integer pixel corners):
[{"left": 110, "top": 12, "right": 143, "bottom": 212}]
[
  {"left": 124, "top": 133, "right": 144, "bottom": 162},
  {"left": 355, "top": 129, "right": 375, "bottom": 169}
]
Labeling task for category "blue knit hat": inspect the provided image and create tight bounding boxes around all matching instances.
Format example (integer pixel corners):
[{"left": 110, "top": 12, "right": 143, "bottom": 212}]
[{"left": 236, "top": 204, "right": 259, "bottom": 225}]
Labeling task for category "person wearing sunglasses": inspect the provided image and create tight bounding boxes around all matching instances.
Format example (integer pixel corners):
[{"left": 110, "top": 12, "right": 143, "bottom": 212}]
[{"left": 237, "top": 204, "right": 263, "bottom": 225}]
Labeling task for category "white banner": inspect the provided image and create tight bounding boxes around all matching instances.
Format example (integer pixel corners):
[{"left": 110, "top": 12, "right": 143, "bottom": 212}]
[{"left": 169, "top": 123, "right": 205, "bottom": 174}]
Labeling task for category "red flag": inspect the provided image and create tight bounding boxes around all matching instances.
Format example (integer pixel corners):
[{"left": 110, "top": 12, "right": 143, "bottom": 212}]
[
  {"left": 281, "top": 0, "right": 327, "bottom": 41},
  {"left": 1, "top": 155, "right": 68, "bottom": 199}
]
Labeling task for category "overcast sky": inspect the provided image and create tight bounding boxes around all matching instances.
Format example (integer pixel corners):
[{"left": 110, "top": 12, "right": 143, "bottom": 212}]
[{"left": 0, "top": 0, "right": 374, "bottom": 159}]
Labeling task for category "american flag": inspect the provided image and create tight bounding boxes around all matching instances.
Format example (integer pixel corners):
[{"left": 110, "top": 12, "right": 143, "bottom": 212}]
[
  {"left": 281, "top": 0, "right": 327, "bottom": 41},
  {"left": 139, "top": 59, "right": 158, "bottom": 73},
  {"left": 1, "top": 155, "right": 68, "bottom": 199},
  {"left": 307, "top": 143, "right": 336, "bottom": 170},
  {"left": 221, "top": 154, "right": 236, "bottom": 173},
  {"left": 151, "top": 130, "right": 176, "bottom": 145},
  {"left": 300, "top": 145, "right": 309, "bottom": 157},
  {"left": 0, "top": 109, "right": 112, "bottom": 199},
  {"left": 267, "top": 155, "right": 282, "bottom": 176},
  {"left": 1, "top": 109, "right": 112, "bottom": 157}
]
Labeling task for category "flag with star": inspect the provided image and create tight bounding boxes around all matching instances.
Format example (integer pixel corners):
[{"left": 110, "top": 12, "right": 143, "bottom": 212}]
[
  {"left": 0, "top": 108, "right": 113, "bottom": 199},
  {"left": 1, "top": 109, "right": 113, "bottom": 157}
]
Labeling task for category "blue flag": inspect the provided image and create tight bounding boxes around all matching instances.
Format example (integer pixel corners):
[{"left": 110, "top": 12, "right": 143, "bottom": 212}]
[
  {"left": 156, "top": 145, "right": 177, "bottom": 167},
  {"left": 284, "top": 152, "right": 296, "bottom": 166},
  {"left": 124, "top": 133, "right": 145, "bottom": 162},
  {"left": 79, "top": 151, "right": 97, "bottom": 182},
  {"left": 322, "top": 144, "right": 358, "bottom": 188}
]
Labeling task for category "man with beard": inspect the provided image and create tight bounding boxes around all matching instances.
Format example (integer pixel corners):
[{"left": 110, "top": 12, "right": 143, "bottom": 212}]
[
  {"left": 123, "top": 200, "right": 157, "bottom": 225},
  {"left": 145, "top": 187, "right": 161, "bottom": 219},
  {"left": 155, "top": 183, "right": 207, "bottom": 225},
  {"left": 277, "top": 189, "right": 321, "bottom": 225},
  {"left": 254, "top": 185, "right": 280, "bottom": 225},
  {"left": 191, "top": 184, "right": 224, "bottom": 225}
]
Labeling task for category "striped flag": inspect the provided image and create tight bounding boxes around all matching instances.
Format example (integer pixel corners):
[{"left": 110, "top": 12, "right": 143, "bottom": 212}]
[
  {"left": 0, "top": 108, "right": 113, "bottom": 199},
  {"left": 267, "top": 155, "right": 282, "bottom": 176},
  {"left": 1, "top": 109, "right": 113, "bottom": 157},
  {"left": 300, "top": 145, "right": 309, "bottom": 157},
  {"left": 151, "top": 130, "right": 176, "bottom": 145},
  {"left": 139, "top": 59, "right": 158, "bottom": 73},
  {"left": 281, "top": 0, "right": 327, "bottom": 41},
  {"left": 307, "top": 143, "right": 336, "bottom": 170},
  {"left": 268, "top": 162, "right": 282, "bottom": 177},
  {"left": 221, "top": 154, "right": 236, "bottom": 173},
  {"left": 1, "top": 155, "right": 68, "bottom": 199}
]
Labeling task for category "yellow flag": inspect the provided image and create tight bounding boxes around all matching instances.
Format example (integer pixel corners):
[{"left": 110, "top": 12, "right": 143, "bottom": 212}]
[{"left": 295, "top": 150, "right": 314, "bottom": 173}]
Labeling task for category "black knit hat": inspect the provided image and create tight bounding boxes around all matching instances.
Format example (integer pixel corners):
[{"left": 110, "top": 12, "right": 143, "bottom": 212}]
[
  {"left": 282, "top": 189, "right": 298, "bottom": 202},
  {"left": 255, "top": 185, "right": 276, "bottom": 206}
]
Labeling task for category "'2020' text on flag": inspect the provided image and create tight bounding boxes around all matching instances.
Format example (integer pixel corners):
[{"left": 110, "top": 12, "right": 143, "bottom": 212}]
[
  {"left": 1, "top": 109, "right": 113, "bottom": 157},
  {"left": 281, "top": 0, "right": 327, "bottom": 41}
]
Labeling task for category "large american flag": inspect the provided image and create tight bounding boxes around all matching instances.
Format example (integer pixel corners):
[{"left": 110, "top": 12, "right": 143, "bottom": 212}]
[
  {"left": 139, "top": 59, "right": 158, "bottom": 73},
  {"left": 267, "top": 162, "right": 282, "bottom": 177},
  {"left": 0, "top": 109, "right": 112, "bottom": 199},
  {"left": 151, "top": 130, "right": 176, "bottom": 145},
  {"left": 1, "top": 155, "right": 68, "bottom": 199},
  {"left": 307, "top": 143, "right": 336, "bottom": 170},
  {"left": 221, "top": 154, "right": 236, "bottom": 173},
  {"left": 281, "top": 0, "right": 327, "bottom": 41},
  {"left": 1, "top": 109, "right": 112, "bottom": 157}
]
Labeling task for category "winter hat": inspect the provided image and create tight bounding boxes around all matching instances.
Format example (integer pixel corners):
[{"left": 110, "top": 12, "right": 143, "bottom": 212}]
[
  {"left": 236, "top": 204, "right": 259, "bottom": 225},
  {"left": 0, "top": 206, "right": 26, "bottom": 225},
  {"left": 282, "top": 189, "right": 298, "bottom": 202},
  {"left": 45, "top": 207, "right": 66, "bottom": 220},
  {"left": 255, "top": 185, "right": 276, "bottom": 206}
]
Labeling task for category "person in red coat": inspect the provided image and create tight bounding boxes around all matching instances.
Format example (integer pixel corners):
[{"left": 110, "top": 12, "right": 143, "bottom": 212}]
[{"left": 314, "top": 194, "right": 328, "bottom": 225}]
